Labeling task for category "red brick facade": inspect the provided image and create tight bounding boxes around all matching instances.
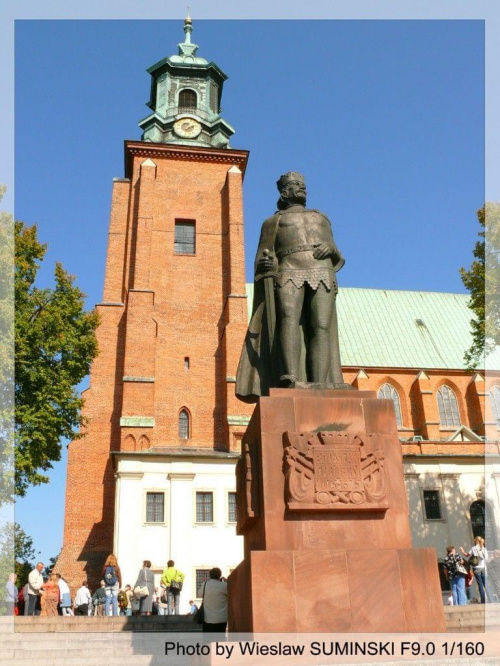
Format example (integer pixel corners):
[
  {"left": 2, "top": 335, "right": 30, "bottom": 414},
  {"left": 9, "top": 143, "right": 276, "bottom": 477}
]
[
  {"left": 344, "top": 367, "right": 495, "bottom": 441},
  {"left": 57, "top": 142, "right": 252, "bottom": 589}
]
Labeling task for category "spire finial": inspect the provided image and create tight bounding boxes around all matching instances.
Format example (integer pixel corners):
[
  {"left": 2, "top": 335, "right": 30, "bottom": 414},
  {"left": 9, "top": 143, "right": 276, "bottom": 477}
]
[{"left": 179, "top": 12, "right": 197, "bottom": 57}]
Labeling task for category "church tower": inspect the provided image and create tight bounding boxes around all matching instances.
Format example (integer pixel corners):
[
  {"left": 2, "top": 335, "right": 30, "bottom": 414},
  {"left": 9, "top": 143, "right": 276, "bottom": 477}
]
[{"left": 57, "top": 19, "right": 252, "bottom": 601}]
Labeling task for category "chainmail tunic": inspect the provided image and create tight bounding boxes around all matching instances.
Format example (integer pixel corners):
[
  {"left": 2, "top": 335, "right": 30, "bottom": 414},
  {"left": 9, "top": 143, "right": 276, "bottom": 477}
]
[{"left": 275, "top": 268, "right": 337, "bottom": 292}]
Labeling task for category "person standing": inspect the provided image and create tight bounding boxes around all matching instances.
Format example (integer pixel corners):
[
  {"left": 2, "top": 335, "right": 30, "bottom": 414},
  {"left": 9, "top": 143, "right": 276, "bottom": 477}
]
[
  {"left": 27, "top": 562, "right": 45, "bottom": 616},
  {"left": 488, "top": 550, "right": 500, "bottom": 602},
  {"left": 161, "top": 560, "right": 185, "bottom": 615},
  {"left": 21, "top": 582, "right": 29, "bottom": 616},
  {"left": 92, "top": 580, "right": 106, "bottom": 616},
  {"left": 134, "top": 560, "right": 155, "bottom": 616},
  {"left": 44, "top": 573, "right": 60, "bottom": 617},
  {"left": 199, "top": 567, "right": 227, "bottom": 633},
  {"left": 188, "top": 599, "right": 198, "bottom": 614},
  {"left": 102, "top": 554, "right": 122, "bottom": 616},
  {"left": 443, "top": 546, "right": 468, "bottom": 606},
  {"left": 5, "top": 573, "right": 18, "bottom": 616},
  {"left": 56, "top": 574, "right": 74, "bottom": 616},
  {"left": 124, "top": 584, "right": 133, "bottom": 616},
  {"left": 157, "top": 585, "right": 168, "bottom": 616},
  {"left": 74, "top": 581, "right": 92, "bottom": 616},
  {"left": 460, "top": 536, "right": 490, "bottom": 603}
]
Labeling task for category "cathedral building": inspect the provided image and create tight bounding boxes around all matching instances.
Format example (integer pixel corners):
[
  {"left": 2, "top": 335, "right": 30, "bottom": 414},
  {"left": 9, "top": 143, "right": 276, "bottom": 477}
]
[{"left": 57, "top": 19, "right": 499, "bottom": 608}]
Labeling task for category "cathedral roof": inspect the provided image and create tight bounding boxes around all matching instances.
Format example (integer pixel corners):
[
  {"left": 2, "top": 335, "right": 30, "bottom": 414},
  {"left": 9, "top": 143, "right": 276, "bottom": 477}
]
[{"left": 245, "top": 285, "right": 499, "bottom": 371}]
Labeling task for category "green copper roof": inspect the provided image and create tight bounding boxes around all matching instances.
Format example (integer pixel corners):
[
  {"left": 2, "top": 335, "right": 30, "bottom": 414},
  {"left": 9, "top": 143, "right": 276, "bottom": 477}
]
[{"left": 245, "top": 285, "right": 499, "bottom": 371}]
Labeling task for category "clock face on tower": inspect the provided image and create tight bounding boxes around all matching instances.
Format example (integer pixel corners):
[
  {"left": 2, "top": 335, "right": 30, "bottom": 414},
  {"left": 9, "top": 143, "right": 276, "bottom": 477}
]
[{"left": 173, "top": 118, "right": 202, "bottom": 139}]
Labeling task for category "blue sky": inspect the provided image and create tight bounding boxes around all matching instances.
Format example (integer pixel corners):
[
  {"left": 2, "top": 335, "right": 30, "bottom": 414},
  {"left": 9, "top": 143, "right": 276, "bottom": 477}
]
[{"left": 11, "top": 17, "right": 486, "bottom": 565}]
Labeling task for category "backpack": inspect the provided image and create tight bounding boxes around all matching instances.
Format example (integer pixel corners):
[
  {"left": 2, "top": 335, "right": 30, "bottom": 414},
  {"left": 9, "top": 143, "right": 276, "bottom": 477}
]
[
  {"left": 117, "top": 590, "right": 128, "bottom": 608},
  {"left": 104, "top": 565, "right": 117, "bottom": 586}
]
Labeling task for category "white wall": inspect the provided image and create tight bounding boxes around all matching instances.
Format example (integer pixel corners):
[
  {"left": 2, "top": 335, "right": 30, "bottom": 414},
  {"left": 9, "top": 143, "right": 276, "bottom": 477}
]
[{"left": 114, "top": 455, "right": 243, "bottom": 614}]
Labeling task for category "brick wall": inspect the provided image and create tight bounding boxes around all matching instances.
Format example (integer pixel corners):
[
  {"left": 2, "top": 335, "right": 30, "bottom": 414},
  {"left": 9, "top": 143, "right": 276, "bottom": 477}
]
[{"left": 58, "top": 143, "right": 251, "bottom": 592}]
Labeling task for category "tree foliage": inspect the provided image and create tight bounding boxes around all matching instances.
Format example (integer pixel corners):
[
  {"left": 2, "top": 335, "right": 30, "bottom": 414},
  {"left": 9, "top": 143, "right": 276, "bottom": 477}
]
[
  {"left": 15, "top": 221, "right": 99, "bottom": 496},
  {"left": 0, "top": 522, "right": 39, "bottom": 608},
  {"left": 460, "top": 203, "right": 500, "bottom": 369},
  {"left": 0, "top": 186, "right": 14, "bottom": 507}
]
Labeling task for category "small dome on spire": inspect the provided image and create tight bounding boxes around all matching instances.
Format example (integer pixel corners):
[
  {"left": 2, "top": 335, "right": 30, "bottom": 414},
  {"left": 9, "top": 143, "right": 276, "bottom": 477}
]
[{"left": 184, "top": 14, "right": 192, "bottom": 26}]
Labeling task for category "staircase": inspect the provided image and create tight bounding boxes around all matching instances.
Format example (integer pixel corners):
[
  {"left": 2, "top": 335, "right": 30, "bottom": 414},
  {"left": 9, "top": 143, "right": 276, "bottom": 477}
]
[
  {"left": 444, "top": 603, "right": 500, "bottom": 633},
  {"left": 1, "top": 606, "right": 500, "bottom": 665},
  {"left": 1, "top": 616, "right": 202, "bottom": 665}
]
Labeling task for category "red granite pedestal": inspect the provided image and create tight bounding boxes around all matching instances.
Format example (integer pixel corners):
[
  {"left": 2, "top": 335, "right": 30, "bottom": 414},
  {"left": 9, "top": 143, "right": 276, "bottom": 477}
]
[{"left": 228, "top": 389, "right": 446, "bottom": 632}]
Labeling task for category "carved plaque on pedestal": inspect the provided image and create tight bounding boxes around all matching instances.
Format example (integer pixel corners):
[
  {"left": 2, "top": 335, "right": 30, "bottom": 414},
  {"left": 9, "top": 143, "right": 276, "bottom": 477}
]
[{"left": 283, "top": 431, "right": 388, "bottom": 511}]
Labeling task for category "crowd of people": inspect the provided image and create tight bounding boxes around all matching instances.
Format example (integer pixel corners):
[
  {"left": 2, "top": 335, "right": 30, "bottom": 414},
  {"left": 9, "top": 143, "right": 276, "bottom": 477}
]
[
  {"left": 443, "top": 537, "right": 500, "bottom": 605},
  {"left": 8, "top": 538, "right": 499, "bottom": 622},
  {"left": 5, "top": 555, "right": 229, "bottom": 632}
]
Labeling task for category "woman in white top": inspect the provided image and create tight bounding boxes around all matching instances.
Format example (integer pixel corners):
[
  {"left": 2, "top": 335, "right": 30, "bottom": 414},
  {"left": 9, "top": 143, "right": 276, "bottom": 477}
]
[
  {"left": 460, "top": 536, "right": 490, "bottom": 603},
  {"left": 201, "top": 567, "right": 227, "bottom": 633}
]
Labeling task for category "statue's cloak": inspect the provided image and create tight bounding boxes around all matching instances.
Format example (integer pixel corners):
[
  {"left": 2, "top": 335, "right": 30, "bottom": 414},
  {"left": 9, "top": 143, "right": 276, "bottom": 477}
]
[{"left": 235, "top": 210, "right": 344, "bottom": 403}]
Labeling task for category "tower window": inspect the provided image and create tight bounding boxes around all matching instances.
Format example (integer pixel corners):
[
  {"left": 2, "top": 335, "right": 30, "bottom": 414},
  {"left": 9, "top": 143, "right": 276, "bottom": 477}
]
[
  {"left": 174, "top": 220, "right": 196, "bottom": 254},
  {"left": 179, "top": 88, "right": 197, "bottom": 111},
  {"left": 437, "top": 385, "right": 460, "bottom": 427},
  {"left": 196, "top": 491, "right": 214, "bottom": 523},
  {"left": 377, "top": 383, "right": 402, "bottom": 427},
  {"left": 184, "top": 357, "right": 190, "bottom": 371},
  {"left": 209, "top": 81, "right": 219, "bottom": 113},
  {"left": 146, "top": 492, "right": 165, "bottom": 523},
  {"left": 179, "top": 409, "right": 190, "bottom": 439}
]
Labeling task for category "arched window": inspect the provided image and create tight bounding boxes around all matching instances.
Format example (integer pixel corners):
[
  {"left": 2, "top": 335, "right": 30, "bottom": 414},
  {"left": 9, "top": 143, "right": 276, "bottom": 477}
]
[
  {"left": 377, "top": 383, "right": 402, "bottom": 427},
  {"left": 179, "top": 89, "right": 197, "bottom": 111},
  {"left": 489, "top": 385, "right": 500, "bottom": 424},
  {"left": 178, "top": 409, "right": 190, "bottom": 439},
  {"left": 436, "top": 385, "right": 460, "bottom": 427},
  {"left": 470, "top": 500, "right": 498, "bottom": 548}
]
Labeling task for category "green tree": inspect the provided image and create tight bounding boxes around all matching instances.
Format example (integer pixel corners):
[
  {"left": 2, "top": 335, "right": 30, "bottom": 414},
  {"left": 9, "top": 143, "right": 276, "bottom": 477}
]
[
  {"left": 0, "top": 522, "right": 39, "bottom": 610},
  {"left": 14, "top": 522, "right": 39, "bottom": 586},
  {"left": 15, "top": 221, "right": 99, "bottom": 496},
  {"left": 460, "top": 203, "right": 500, "bottom": 368},
  {"left": 0, "top": 186, "right": 14, "bottom": 506}
]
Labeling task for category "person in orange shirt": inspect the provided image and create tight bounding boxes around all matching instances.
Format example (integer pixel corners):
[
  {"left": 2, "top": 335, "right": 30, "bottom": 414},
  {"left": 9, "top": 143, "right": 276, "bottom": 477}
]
[{"left": 44, "top": 573, "right": 60, "bottom": 616}]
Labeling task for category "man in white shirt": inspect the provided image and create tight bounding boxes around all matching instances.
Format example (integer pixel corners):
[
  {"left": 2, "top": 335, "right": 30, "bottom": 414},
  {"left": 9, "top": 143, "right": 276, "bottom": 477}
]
[
  {"left": 27, "top": 562, "right": 44, "bottom": 616},
  {"left": 74, "top": 581, "right": 92, "bottom": 615}
]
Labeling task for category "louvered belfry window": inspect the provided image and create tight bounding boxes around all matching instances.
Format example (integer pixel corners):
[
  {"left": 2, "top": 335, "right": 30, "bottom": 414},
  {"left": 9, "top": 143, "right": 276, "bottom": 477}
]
[{"left": 179, "top": 88, "right": 197, "bottom": 111}]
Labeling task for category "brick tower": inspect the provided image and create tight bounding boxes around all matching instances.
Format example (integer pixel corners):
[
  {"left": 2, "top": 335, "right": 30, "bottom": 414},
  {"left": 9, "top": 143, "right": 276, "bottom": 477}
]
[{"left": 57, "top": 19, "right": 251, "bottom": 591}]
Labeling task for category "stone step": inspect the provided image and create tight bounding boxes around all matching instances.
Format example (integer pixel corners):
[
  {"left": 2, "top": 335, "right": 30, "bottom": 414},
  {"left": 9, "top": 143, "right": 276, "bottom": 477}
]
[
  {"left": 442, "top": 603, "right": 500, "bottom": 632},
  {"left": 12, "top": 615, "right": 201, "bottom": 632},
  {"left": 1, "top": 606, "right": 498, "bottom": 666},
  {"left": 0, "top": 654, "right": 156, "bottom": 666}
]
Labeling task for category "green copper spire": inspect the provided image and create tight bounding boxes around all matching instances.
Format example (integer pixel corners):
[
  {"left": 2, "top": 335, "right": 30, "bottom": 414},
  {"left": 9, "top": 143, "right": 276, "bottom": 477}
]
[
  {"left": 139, "top": 18, "right": 235, "bottom": 148},
  {"left": 177, "top": 14, "right": 199, "bottom": 59}
]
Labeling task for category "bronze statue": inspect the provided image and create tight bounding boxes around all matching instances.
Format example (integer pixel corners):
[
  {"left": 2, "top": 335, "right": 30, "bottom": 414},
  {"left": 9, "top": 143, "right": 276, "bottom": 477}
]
[{"left": 236, "top": 172, "right": 350, "bottom": 402}]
